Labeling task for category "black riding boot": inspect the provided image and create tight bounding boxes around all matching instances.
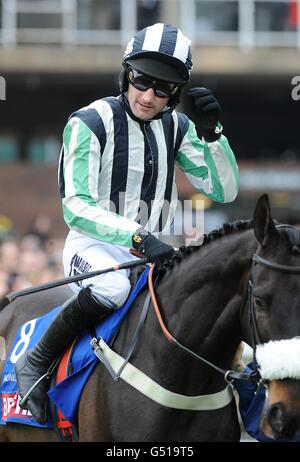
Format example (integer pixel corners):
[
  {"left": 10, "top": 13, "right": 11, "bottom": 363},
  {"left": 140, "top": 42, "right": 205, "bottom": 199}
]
[{"left": 14, "top": 287, "right": 111, "bottom": 424}]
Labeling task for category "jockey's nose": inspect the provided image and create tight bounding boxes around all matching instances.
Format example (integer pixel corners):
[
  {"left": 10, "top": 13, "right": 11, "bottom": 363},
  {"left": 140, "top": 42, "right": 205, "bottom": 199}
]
[{"left": 142, "top": 87, "right": 155, "bottom": 101}]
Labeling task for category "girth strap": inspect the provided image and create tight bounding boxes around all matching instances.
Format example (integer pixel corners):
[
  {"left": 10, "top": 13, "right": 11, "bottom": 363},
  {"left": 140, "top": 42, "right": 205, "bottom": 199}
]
[
  {"left": 91, "top": 337, "right": 234, "bottom": 411},
  {"left": 51, "top": 342, "right": 79, "bottom": 442}
]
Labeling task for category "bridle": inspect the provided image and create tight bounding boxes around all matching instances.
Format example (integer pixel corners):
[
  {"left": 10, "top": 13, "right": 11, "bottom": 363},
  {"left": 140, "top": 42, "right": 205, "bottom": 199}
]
[
  {"left": 149, "top": 224, "right": 300, "bottom": 385},
  {"left": 246, "top": 224, "right": 300, "bottom": 381}
]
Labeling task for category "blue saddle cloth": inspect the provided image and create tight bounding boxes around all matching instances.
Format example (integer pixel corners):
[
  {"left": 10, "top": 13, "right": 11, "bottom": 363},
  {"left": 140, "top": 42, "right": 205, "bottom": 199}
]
[{"left": 0, "top": 266, "right": 149, "bottom": 428}]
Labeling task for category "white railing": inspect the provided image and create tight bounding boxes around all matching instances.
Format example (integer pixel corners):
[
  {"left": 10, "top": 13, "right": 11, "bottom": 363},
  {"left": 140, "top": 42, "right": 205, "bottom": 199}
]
[
  {"left": 188, "top": 0, "right": 300, "bottom": 49},
  {"left": 0, "top": 0, "right": 299, "bottom": 49}
]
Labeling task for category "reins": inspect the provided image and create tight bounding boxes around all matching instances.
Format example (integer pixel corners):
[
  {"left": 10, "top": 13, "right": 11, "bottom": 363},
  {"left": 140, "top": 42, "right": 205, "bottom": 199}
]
[
  {"left": 147, "top": 264, "right": 256, "bottom": 383},
  {"left": 145, "top": 224, "right": 300, "bottom": 386}
]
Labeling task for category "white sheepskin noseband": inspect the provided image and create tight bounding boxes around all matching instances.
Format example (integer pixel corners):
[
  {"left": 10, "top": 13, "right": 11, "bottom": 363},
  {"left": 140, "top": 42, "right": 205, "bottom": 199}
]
[{"left": 256, "top": 337, "right": 300, "bottom": 380}]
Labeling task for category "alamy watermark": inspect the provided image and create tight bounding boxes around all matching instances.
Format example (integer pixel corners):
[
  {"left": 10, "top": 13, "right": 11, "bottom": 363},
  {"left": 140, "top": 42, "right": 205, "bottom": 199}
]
[
  {"left": 0, "top": 336, "right": 6, "bottom": 360},
  {"left": 95, "top": 196, "right": 206, "bottom": 245},
  {"left": 291, "top": 76, "right": 300, "bottom": 101},
  {"left": 0, "top": 76, "right": 6, "bottom": 101}
]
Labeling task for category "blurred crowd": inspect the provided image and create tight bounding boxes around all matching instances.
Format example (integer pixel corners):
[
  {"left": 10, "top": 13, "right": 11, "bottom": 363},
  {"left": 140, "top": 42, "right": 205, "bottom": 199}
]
[{"left": 0, "top": 214, "right": 65, "bottom": 301}]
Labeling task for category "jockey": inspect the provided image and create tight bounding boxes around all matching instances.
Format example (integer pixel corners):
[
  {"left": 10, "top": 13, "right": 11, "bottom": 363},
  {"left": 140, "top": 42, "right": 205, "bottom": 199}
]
[{"left": 15, "top": 23, "right": 239, "bottom": 424}]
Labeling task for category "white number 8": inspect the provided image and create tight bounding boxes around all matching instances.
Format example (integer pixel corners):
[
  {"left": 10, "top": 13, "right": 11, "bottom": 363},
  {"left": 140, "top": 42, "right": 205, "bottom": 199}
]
[{"left": 10, "top": 320, "right": 37, "bottom": 364}]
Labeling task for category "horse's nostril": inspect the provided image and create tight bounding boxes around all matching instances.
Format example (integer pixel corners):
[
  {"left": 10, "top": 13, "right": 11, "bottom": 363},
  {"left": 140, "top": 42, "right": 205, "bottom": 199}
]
[
  {"left": 267, "top": 403, "right": 286, "bottom": 436},
  {"left": 267, "top": 403, "right": 300, "bottom": 439}
]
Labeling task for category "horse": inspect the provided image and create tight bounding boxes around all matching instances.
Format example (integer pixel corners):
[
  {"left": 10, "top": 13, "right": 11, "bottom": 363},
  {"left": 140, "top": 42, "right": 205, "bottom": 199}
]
[{"left": 1, "top": 194, "right": 300, "bottom": 442}]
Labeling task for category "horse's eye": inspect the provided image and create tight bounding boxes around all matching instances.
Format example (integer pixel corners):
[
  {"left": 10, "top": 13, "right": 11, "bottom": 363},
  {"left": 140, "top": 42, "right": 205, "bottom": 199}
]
[{"left": 254, "top": 297, "right": 266, "bottom": 310}]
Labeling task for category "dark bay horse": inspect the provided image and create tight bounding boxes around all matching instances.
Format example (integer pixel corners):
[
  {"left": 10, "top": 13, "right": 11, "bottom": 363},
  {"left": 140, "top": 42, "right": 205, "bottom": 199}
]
[{"left": 1, "top": 194, "right": 300, "bottom": 442}]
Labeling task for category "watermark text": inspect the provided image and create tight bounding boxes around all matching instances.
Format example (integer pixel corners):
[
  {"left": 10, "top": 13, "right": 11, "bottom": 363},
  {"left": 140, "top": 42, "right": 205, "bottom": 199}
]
[
  {"left": 95, "top": 196, "right": 205, "bottom": 245},
  {"left": 0, "top": 76, "right": 6, "bottom": 101},
  {"left": 291, "top": 76, "right": 300, "bottom": 101},
  {"left": 0, "top": 336, "right": 6, "bottom": 360}
]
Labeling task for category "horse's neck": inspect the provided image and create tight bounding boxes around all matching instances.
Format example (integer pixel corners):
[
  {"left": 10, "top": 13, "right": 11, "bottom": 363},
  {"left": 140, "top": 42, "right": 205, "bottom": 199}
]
[{"left": 160, "top": 228, "right": 256, "bottom": 319}]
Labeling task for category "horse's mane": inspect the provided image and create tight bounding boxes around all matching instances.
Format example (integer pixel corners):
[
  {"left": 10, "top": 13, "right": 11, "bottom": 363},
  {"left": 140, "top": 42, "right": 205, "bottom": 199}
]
[{"left": 159, "top": 219, "right": 253, "bottom": 275}]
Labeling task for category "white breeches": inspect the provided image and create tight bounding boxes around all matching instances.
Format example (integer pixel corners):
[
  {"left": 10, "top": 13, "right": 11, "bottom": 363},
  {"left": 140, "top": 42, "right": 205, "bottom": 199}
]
[{"left": 63, "top": 230, "right": 139, "bottom": 309}]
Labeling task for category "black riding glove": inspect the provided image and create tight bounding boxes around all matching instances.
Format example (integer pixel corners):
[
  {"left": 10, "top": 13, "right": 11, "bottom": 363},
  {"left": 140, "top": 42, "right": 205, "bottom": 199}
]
[
  {"left": 132, "top": 228, "right": 175, "bottom": 267},
  {"left": 188, "top": 87, "right": 222, "bottom": 142}
]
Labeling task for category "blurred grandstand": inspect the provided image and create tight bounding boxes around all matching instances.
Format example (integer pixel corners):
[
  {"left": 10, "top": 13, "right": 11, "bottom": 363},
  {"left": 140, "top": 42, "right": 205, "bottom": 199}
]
[{"left": 0, "top": 0, "right": 300, "bottom": 295}]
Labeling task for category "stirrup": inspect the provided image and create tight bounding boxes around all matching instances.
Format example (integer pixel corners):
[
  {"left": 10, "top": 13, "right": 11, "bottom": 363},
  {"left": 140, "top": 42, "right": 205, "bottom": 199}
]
[{"left": 19, "top": 354, "right": 62, "bottom": 408}]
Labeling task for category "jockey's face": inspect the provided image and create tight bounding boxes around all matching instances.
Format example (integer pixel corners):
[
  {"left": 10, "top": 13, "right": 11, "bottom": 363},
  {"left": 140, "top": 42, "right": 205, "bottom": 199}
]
[{"left": 127, "top": 83, "right": 169, "bottom": 121}]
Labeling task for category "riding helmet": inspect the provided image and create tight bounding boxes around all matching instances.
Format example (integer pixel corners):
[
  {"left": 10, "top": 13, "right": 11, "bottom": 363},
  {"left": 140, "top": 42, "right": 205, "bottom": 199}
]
[{"left": 120, "top": 23, "right": 193, "bottom": 110}]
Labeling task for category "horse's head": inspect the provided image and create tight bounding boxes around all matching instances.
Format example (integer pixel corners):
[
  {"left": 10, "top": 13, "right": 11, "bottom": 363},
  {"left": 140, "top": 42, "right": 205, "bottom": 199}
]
[{"left": 246, "top": 194, "right": 300, "bottom": 440}]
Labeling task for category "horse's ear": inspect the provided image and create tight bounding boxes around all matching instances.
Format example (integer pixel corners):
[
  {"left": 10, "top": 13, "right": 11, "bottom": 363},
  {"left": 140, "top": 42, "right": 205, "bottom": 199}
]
[{"left": 253, "top": 194, "right": 278, "bottom": 247}]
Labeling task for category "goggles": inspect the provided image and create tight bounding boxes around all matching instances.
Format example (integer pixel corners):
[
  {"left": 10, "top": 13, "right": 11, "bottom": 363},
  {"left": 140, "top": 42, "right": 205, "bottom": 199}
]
[{"left": 127, "top": 68, "right": 180, "bottom": 98}]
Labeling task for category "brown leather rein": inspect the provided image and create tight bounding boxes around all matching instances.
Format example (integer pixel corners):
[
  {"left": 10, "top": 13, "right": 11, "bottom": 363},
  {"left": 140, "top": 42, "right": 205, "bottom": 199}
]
[{"left": 147, "top": 264, "right": 255, "bottom": 383}]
